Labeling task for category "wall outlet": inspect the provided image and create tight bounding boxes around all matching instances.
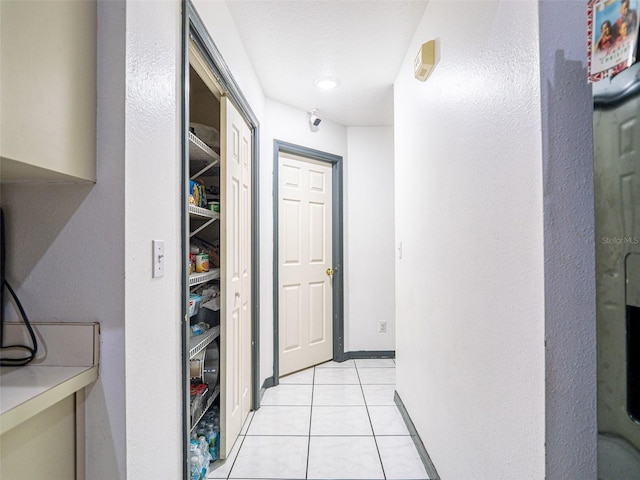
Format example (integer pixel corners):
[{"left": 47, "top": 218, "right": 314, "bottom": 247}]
[{"left": 379, "top": 321, "right": 387, "bottom": 333}]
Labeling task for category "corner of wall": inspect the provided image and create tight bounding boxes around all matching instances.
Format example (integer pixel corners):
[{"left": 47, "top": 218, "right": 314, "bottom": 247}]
[{"left": 538, "top": 2, "right": 597, "bottom": 477}]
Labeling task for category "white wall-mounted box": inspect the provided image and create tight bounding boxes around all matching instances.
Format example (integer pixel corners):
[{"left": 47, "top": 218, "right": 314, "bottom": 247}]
[{"left": 414, "top": 40, "right": 438, "bottom": 82}]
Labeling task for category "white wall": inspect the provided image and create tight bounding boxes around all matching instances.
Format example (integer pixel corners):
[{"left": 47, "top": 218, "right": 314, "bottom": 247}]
[
  {"left": 394, "top": 2, "right": 546, "bottom": 478},
  {"left": 192, "top": 0, "right": 265, "bottom": 121},
  {"left": 123, "top": 0, "right": 278, "bottom": 474},
  {"left": 346, "top": 127, "right": 395, "bottom": 352},
  {"left": 263, "top": 103, "right": 396, "bottom": 357},
  {"left": 393, "top": 1, "right": 597, "bottom": 478},
  {"left": 264, "top": 99, "right": 347, "bottom": 373},
  {"left": 538, "top": 1, "right": 597, "bottom": 477},
  {"left": 123, "top": 0, "right": 183, "bottom": 478}
]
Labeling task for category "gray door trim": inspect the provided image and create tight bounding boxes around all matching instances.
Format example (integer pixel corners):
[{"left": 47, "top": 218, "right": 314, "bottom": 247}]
[
  {"left": 183, "top": 2, "right": 261, "bottom": 476},
  {"left": 273, "top": 140, "right": 345, "bottom": 386},
  {"left": 180, "top": 7, "right": 190, "bottom": 479}
]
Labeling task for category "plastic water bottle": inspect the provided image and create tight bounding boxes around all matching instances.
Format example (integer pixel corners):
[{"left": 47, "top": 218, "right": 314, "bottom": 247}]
[
  {"left": 206, "top": 422, "right": 219, "bottom": 461},
  {"left": 189, "top": 455, "right": 201, "bottom": 480},
  {"left": 190, "top": 436, "right": 205, "bottom": 480},
  {"left": 198, "top": 436, "right": 211, "bottom": 479},
  {"left": 199, "top": 435, "right": 212, "bottom": 464}
]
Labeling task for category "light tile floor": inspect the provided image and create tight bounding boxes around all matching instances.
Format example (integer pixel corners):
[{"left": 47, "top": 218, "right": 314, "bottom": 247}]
[{"left": 208, "top": 358, "right": 431, "bottom": 480}]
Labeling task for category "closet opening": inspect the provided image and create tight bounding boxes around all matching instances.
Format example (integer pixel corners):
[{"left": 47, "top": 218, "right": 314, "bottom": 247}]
[{"left": 182, "top": 2, "right": 260, "bottom": 477}]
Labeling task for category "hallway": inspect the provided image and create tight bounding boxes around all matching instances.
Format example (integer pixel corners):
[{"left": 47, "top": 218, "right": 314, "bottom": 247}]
[{"left": 207, "top": 359, "right": 430, "bottom": 479}]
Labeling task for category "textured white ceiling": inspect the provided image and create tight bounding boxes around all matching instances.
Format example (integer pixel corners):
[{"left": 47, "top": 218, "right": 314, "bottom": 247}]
[{"left": 226, "top": 0, "right": 428, "bottom": 127}]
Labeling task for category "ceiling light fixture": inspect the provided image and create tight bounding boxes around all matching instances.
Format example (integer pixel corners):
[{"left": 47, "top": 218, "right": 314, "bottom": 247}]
[{"left": 316, "top": 78, "right": 338, "bottom": 90}]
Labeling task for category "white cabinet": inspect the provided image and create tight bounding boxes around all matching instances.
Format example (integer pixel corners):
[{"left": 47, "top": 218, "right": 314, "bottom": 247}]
[
  {"left": 0, "top": 0, "right": 96, "bottom": 183},
  {"left": 1, "top": 394, "right": 77, "bottom": 478}
]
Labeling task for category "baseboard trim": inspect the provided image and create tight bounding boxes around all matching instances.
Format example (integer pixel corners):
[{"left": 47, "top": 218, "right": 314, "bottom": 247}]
[
  {"left": 259, "top": 376, "right": 275, "bottom": 403},
  {"left": 343, "top": 350, "right": 395, "bottom": 360},
  {"left": 394, "top": 391, "right": 440, "bottom": 480}
]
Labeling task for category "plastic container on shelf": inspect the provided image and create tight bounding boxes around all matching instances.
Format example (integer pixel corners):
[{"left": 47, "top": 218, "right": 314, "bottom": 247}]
[
  {"left": 201, "top": 296, "right": 220, "bottom": 312},
  {"left": 190, "top": 322, "right": 209, "bottom": 336},
  {"left": 189, "top": 294, "right": 203, "bottom": 317},
  {"left": 196, "top": 285, "right": 215, "bottom": 303}
]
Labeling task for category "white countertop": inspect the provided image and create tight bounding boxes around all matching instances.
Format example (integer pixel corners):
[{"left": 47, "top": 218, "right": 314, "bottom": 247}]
[
  {"left": 0, "top": 364, "right": 98, "bottom": 434},
  {"left": 0, "top": 322, "right": 100, "bottom": 435}
]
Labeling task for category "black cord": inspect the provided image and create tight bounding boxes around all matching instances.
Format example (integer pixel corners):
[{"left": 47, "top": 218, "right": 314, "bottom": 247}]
[
  {"left": 0, "top": 282, "right": 38, "bottom": 366},
  {"left": 0, "top": 207, "right": 38, "bottom": 366}
]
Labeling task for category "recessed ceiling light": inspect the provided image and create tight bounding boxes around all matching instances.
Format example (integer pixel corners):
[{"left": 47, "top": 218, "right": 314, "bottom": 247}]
[{"left": 316, "top": 78, "right": 338, "bottom": 90}]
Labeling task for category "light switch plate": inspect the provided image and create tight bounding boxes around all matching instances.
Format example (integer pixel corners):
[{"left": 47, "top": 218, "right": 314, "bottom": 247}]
[{"left": 153, "top": 240, "right": 165, "bottom": 278}]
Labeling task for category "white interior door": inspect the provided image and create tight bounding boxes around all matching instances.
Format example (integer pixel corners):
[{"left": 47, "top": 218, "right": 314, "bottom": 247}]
[
  {"left": 220, "top": 96, "right": 252, "bottom": 458},
  {"left": 279, "top": 153, "right": 333, "bottom": 376}
]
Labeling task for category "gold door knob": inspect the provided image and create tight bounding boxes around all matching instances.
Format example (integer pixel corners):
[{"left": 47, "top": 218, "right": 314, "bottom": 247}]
[{"left": 326, "top": 268, "right": 334, "bottom": 277}]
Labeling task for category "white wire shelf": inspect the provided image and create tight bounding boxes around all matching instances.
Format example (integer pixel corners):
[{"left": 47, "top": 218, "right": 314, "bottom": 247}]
[
  {"left": 189, "top": 268, "right": 220, "bottom": 287},
  {"left": 189, "top": 325, "right": 220, "bottom": 359},
  {"left": 189, "top": 205, "right": 219, "bottom": 237},
  {"left": 189, "top": 204, "right": 218, "bottom": 219},
  {"left": 189, "top": 132, "right": 220, "bottom": 179},
  {"left": 190, "top": 384, "right": 220, "bottom": 432}
]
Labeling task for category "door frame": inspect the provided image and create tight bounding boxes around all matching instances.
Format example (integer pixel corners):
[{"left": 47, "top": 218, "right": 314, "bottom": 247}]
[
  {"left": 273, "top": 140, "right": 345, "bottom": 385},
  {"left": 182, "top": 2, "right": 261, "bottom": 475}
]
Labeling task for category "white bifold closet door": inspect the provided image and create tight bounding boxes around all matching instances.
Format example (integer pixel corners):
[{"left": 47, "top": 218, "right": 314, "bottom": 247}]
[{"left": 220, "top": 96, "right": 252, "bottom": 459}]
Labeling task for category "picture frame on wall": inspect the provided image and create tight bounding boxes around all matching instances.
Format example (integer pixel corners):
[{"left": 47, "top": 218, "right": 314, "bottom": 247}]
[{"left": 588, "top": 0, "right": 640, "bottom": 83}]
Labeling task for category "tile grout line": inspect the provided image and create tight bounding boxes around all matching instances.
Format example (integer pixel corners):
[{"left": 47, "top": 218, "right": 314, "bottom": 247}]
[
  {"left": 243, "top": 410, "right": 256, "bottom": 435},
  {"left": 355, "top": 361, "right": 388, "bottom": 480},
  {"left": 239, "top": 433, "right": 392, "bottom": 436},
  {"left": 221, "top": 432, "right": 247, "bottom": 480},
  {"left": 235, "top": 364, "right": 396, "bottom": 480},
  {"left": 305, "top": 366, "right": 316, "bottom": 479}
]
